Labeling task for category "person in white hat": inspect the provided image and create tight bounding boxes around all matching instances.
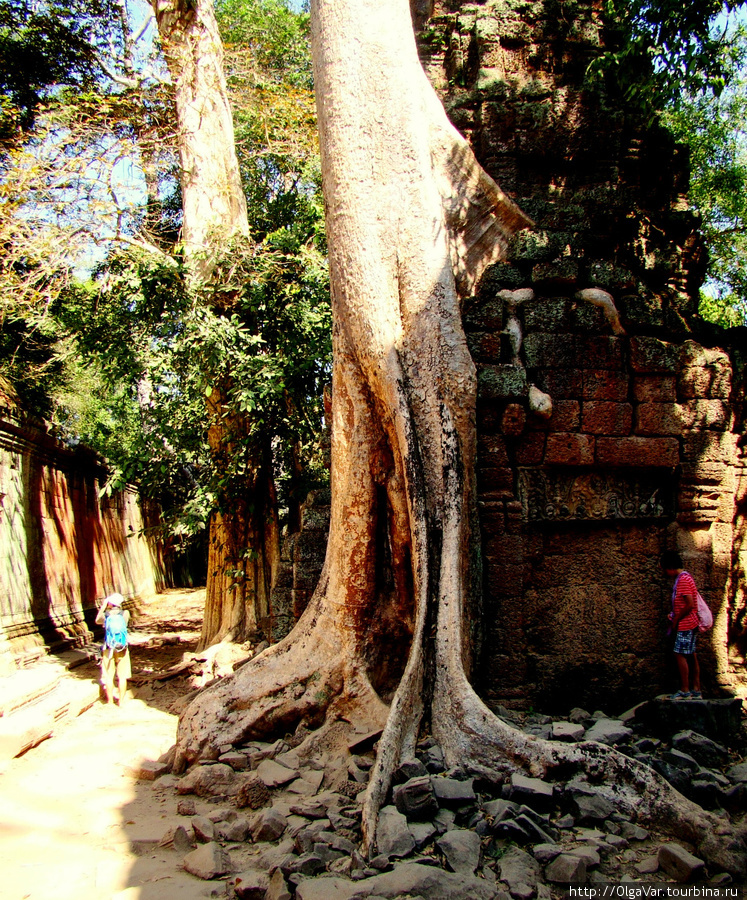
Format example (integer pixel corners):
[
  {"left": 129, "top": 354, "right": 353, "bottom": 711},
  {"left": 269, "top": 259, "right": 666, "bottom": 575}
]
[{"left": 95, "top": 593, "right": 131, "bottom": 705}]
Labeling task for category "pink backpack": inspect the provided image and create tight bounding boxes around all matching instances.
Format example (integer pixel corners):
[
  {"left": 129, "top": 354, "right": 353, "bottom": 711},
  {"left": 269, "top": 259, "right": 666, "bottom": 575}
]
[{"left": 674, "top": 572, "right": 712, "bottom": 633}]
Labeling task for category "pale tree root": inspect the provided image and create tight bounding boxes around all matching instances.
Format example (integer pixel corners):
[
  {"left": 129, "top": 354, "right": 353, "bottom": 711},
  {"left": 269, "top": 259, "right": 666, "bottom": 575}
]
[
  {"left": 362, "top": 674, "right": 747, "bottom": 876},
  {"left": 173, "top": 589, "right": 389, "bottom": 774}
]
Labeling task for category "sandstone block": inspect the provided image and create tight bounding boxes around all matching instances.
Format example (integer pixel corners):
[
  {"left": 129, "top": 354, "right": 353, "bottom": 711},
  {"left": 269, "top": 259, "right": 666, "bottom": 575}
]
[
  {"left": 582, "top": 370, "right": 628, "bottom": 401},
  {"left": 679, "top": 364, "right": 732, "bottom": 399},
  {"left": 635, "top": 402, "right": 683, "bottom": 436},
  {"left": 595, "top": 436, "right": 678, "bottom": 467},
  {"left": 478, "top": 364, "right": 528, "bottom": 398},
  {"left": 251, "top": 807, "right": 288, "bottom": 842},
  {"left": 523, "top": 333, "right": 577, "bottom": 368},
  {"left": 376, "top": 805, "right": 415, "bottom": 858},
  {"left": 430, "top": 776, "right": 476, "bottom": 805},
  {"left": 584, "top": 718, "right": 632, "bottom": 745},
  {"left": 505, "top": 773, "right": 554, "bottom": 810},
  {"left": 436, "top": 828, "right": 482, "bottom": 874},
  {"left": 658, "top": 843, "right": 705, "bottom": 882},
  {"left": 582, "top": 401, "right": 633, "bottom": 435},
  {"left": 393, "top": 775, "right": 439, "bottom": 821},
  {"left": 515, "top": 432, "right": 546, "bottom": 464},
  {"left": 177, "top": 763, "right": 237, "bottom": 797},
  {"left": 551, "top": 721, "right": 585, "bottom": 742},
  {"left": 545, "top": 433, "right": 594, "bottom": 465},
  {"left": 191, "top": 815, "right": 217, "bottom": 843},
  {"left": 680, "top": 399, "right": 731, "bottom": 431},
  {"left": 577, "top": 335, "right": 624, "bottom": 370},
  {"left": 634, "top": 375, "right": 677, "bottom": 402},
  {"left": 182, "top": 841, "right": 232, "bottom": 880},
  {"left": 256, "top": 759, "right": 299, "bottom": 788},
  {"left": 478, "top": 433, "right": 510, "bottom": 467},
  {"left": 630, "top": 336, "right": 678, "bottom": 373},
  {"left": 231, "top": 870, "right": 270, "bottom": 900},
  {"left": 545, "top": 853, "right": 587, "bottom": 883},
  {"left": 235, "top": 773, "right": 272, "bottom": 809}
]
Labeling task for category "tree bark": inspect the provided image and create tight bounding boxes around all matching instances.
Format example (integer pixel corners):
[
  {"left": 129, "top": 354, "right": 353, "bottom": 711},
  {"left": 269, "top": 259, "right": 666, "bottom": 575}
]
[
  {"left": 173, "top": 0, "right": 746, "bottom": 875},
  {"left": 152, "top": 0, "right": 279, "bottom": 647}
]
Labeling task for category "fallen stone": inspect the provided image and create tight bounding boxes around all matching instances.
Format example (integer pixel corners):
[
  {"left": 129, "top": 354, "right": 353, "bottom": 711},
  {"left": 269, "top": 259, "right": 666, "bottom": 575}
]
[
  {"left": 183, "top": 841, "right": 232, "bottom": 879},
  {"left": 634, "top": 697, "right": 743, "bottom": 743},
  {"left": 545, "top": 853, "right": 587, "bottom": 884},
  {"left": 572, "top": 788, "right": 615, "bottom": 822},
  {"left": 236, "top": 773, "right": 273, "bottom": 810},
  {"left": 177, "top": 798, "right": 196, "bottom": 816},
  {"left": 636, "top": 856, "right": 659, "bottom": 874},
  {"left": 231, "top": 869, "right": 270, "bottom": 900},
  {"left": 291, "top": 799, "right": 328, "bottom": 819},
  {"left": 376, "top": 805, "right": 415, "bottom": 858},
  {"left": 191, "top": 815, "right": 217, "bottom": 843},
  {"left": 257, "top": 759, "right": 300, "bottom": 789},
  {"left": 433, "top": 808, "right": 456, "bottom": 833},
  {"left": 484, "top": 798, "right": 519, "bottom": 821},
  {"left": 422, "top": 745, "right": 446, "bottom": 773},
  {"left": 393, "top": 775, "right": 439, "bottom": 820},
  {"left": 569, "top": 708, "right": 591, "bottom": 723},
  {"left": 347, "top": 729, "right": 383, "bottom": 754},
  {"left": 296, "top": 821, "right": 335, "bottom": 854},
  {"left": 552, "top": 721, "right": 585, "bottom": 742},
  {"left": 569, "top": 846, "right": 600, "bottom": 867},
  {"left": 513, "top": 813, "right": 557, "bottom": 844},
  {"left": 393, "top": 758, "right": 428, "bottom": 782},
  {"left": 318, "top": 831, "right": 357, "bottom": 855},
  {"left": 252, "top": 808, "right": 288, "bottom": 843},
  {"left": 505, "top": 773, "right": 554, "bottom": 810},
  {"left": 727, "top": 762, "right": 747, "bottom": 784},
  {"left": 494, "top": 818, "right": 533, "bottom": 843},
  {"left": 498, "top": 846, "right": 541, "bottom": 896},
  {"left": 265, "top": 869, "right": 292, "bottom": 900},
  {"left": 658, "top": 843, "right": 705, "bottom": 882},
  {"left": 177, "top": 763, "right": 237, "bottom": 797},
  {"left": 128, "top": 759, "right": 170, "bottom": 780},
  {"left": 173, "top": 824, "right": 194, "bottom": 853},
  {"left": 687, "top": 779, "right": 725, "bottom": 810},
  {"left": 651, "top": 758, "right": 690, "bottom": 794},
  {"left": 362, "top": 861, "right": 497, "bottom": 899},
  {"left": 220, "top": 751, "right": 249, "bottom": 770},
  {"left": 604, "top": 835, "right": 629, "bottom": 850},
  {"left": 533, "top": 843, "right": 562, "bottom": 864},
  {"left": 436, "top": 828, "right": 481, "bottom": 875},
  {"left": 409, "top": 820, "right": 437, "bottom": 849},
  {"left": 294, "top": 875, "right": 360, "bottom": 900},
  {"left": 672, "top": 730, "right": 729, "bottom": 769},
  {"left": 619, "top": 822, "right": 649, "bottom": 841},
  {"left": 282, "top": 852, "right": 326, "bottom": 877},
  {"left": 584, "top": 719, "right": 632, "bottom": 745},
  {"left": 430, "top": 776, "right": 475, "bottom": 805},
  {"left": 218, "top": 815, "right": 251, "bottom": 842},
  {"left": 662, "top": 749, "right": 700, "bottom": 772}
]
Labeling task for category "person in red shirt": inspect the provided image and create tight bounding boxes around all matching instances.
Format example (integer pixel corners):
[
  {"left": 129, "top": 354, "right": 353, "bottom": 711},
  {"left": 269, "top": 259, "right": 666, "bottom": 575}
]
[{"left": 662, "top": 550, "right": 701, "bottom": 700}]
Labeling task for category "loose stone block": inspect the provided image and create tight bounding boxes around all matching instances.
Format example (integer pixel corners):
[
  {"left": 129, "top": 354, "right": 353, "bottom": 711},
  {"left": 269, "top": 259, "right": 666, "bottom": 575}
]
[
  {"left": 505, "top": 773, "right": 554, "bottom": 810},
  {"left": 376, "top": 805, "right": 415, "bottom": 858},
  {"left": 251, "top": 807, "right": 288, "bottom": 842},
  {"left": 658, "top": 843, "right": 705, "bottom": 882},
  {"left": 437, "top": 828, "right": 482, "bottom": 875},
  {"left": 393, "top": 775, "right": 439, "bottom": 820},
  {"left": 551, "top": 721, "right": 585, "bottom": 742},
  {"left": 545, "top": 853, "right": 587, "bottom": 883},
  {"left": 257, "top": 759, "right": 299, "bottom": 789},
  {"left": 182, "top": 841, "right": 232, "bottom": 880},
  {"left": 430, "top": 776, "right": 476, "bottom": 805}
]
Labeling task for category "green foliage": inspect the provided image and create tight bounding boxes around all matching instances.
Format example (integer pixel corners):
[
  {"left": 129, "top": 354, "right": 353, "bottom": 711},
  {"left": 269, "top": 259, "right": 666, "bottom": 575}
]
[
  {"left": 589, "top": 1, "right": 747, "bottom": 114},
  {"left": 0, "top": 0, "right": 113, "bottom": 141},
  {"left": 663, "top": 34, "right": 747, "bottom": 326}
]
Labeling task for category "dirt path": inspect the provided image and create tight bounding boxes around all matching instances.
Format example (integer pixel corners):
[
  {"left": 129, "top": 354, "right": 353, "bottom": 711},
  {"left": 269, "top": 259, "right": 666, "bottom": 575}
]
[{"left": 0, "top": 588, "right": 214, "bottom": 900}]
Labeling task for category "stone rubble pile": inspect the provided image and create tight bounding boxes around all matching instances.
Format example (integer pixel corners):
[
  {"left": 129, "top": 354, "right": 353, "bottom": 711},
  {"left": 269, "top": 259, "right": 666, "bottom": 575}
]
[{"left": 146, "top": 698, "right": 746, "bottom": 898}]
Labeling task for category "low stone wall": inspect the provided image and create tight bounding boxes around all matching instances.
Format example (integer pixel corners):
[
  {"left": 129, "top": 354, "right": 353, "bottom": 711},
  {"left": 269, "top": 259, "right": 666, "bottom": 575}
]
[{"left": 0, "top": 415, "right": 165, "bottom": 672}]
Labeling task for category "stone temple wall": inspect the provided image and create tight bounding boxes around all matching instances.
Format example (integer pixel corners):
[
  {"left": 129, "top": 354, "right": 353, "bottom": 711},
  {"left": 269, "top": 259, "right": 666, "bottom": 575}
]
[
  {"left": 416, "top": 0, "right": 747, "bottom": 711},
  {"left": 0, "top": 413, "right": 165, "bottom": 673}
]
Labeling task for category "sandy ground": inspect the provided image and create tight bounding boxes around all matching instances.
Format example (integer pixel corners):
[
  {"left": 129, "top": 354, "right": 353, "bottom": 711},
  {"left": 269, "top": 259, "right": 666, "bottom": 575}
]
[{"left": 0, "top": 588, "right": 218, "bottom": 900}]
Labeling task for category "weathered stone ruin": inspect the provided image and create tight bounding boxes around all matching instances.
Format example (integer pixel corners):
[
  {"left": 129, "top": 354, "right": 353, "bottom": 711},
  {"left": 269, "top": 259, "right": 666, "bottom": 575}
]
[
  {"left": 273, "top": 0, "right": 747, "bottom": 715},
  {"left": 0, "top": 408, "right": 165, "bottom": 674},
  {"left": 420, "top": 0, "right": 746, "bottom": 712}
]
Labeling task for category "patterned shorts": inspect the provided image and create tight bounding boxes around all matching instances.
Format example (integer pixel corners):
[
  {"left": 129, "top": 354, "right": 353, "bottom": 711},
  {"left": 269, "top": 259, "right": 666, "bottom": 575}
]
[{"left": 674, "top": 628, "right": 698, "bottom": 655}]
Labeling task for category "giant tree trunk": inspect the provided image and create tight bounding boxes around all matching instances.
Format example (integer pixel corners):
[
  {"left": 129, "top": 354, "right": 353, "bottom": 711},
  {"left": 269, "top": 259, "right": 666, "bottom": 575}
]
[
  {"left": 173, "top": 0, "right": 746, "bottom": 874},
  {"left": 152, "top": 0, "right": 279, "bottom": 646}
]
